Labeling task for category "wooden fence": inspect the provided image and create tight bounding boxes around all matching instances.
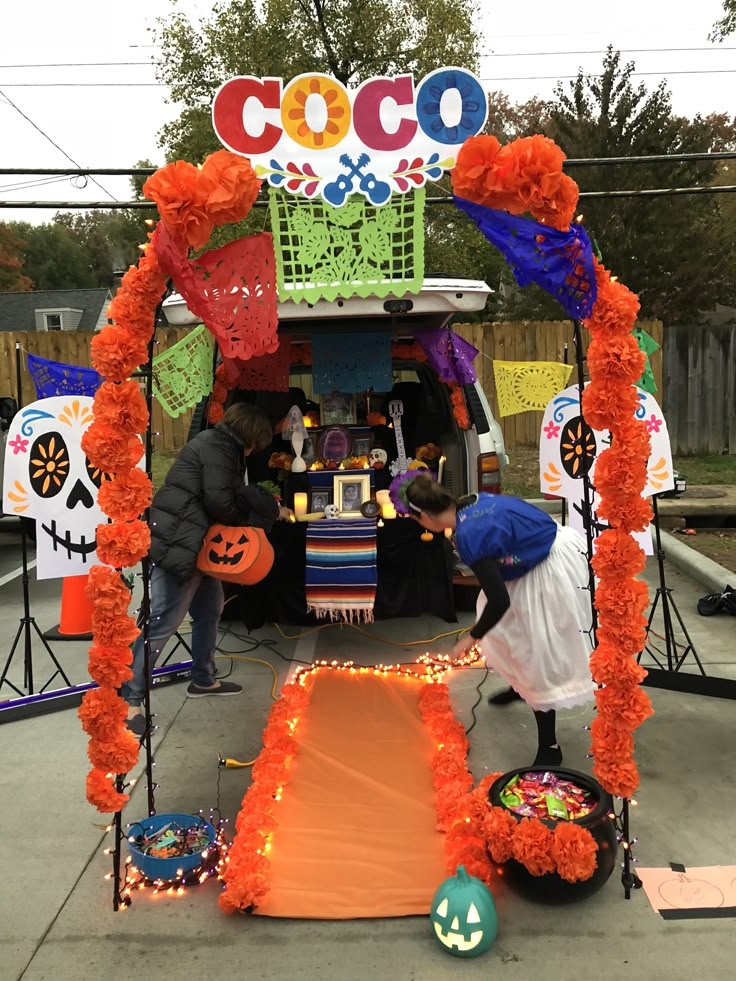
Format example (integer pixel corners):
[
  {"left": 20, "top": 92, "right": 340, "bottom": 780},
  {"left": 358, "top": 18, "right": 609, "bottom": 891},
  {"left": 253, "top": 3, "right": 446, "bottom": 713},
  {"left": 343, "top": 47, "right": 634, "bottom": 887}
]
[
  {"left": 454, "top": 320, "right": 664, "bottom": 450},
  {"left": 662, "top": 322, "right": 736, "bottom": 455},
  {"left": 0, "top": 329, "right": 196, "bottom": 453}
]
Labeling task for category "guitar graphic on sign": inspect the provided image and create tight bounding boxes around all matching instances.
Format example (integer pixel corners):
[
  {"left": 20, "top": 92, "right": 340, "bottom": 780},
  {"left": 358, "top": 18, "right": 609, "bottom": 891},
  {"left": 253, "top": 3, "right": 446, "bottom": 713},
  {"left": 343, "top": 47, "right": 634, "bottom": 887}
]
[{"left": 388, "top": 400, "right": 408, "bottom": 477}]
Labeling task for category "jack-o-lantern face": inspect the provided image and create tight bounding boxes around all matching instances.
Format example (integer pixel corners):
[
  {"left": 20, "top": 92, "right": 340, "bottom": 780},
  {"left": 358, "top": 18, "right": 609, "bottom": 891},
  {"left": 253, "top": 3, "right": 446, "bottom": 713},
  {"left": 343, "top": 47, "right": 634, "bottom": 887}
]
[
  {"left": 430, "top": 866, "right": 497, "bottom": 958},
  {"left": 196, "top": 524, "right": 274, "bottom": 585}
]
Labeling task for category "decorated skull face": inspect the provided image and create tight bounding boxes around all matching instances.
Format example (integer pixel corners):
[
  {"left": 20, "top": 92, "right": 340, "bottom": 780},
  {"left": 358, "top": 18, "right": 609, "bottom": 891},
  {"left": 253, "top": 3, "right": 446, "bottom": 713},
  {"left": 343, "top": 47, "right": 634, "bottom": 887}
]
[
  {"left": 368, "top": 447, "right": 388, "bottom": 467},
  {"left": 2, "top": 397, "right": 115, "bottom": 579},
  {"left": 324, "top": 503, "right": 340, "bottom": 519}
]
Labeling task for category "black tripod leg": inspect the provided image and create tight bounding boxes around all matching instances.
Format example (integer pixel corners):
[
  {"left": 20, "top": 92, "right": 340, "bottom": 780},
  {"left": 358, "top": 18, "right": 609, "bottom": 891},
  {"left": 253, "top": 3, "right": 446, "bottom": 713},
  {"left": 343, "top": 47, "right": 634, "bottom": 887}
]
[
  {"left": 0, "top": 621, "right": 26, "bottom": 697},
  {"left": 31, "top": 618, "right": 72, "bottom": 691}
]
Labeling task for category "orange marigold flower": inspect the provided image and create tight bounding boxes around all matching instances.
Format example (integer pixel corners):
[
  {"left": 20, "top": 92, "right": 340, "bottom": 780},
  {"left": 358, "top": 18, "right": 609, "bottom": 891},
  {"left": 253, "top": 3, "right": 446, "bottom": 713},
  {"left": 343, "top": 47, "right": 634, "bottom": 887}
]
[
  {"left": 107, "top": 290, "right": 155, "bottom": 342},
  {"left": 82, "top": 422, "right": 144, "bottom": 475},
  {"left": 593, "top": 757, "right": 641, "bottom": 800},
  {"left": 92, "top": 613, "right": 140, "bottom": 649},
  {"left": 208, "top": 401, "right": 224, "bottom": 424},
  {"left": 78, "top": 687, "right": 129, "bottom": 740},
  {"left": 595, "top": 578, "right": 650, "bottom": 622},
  {"left": 85, "top": 565, "right": 131, "bottom": 617},
  {"left": 93, "top": 380, "right": 149, "bottom": 436},
  {"left": 86, "top": 767, "right": 129, "bottom": 813},
  {"left": 590, "top": 715, "right": 635, "bottom": 762},
  {"left": 96, "top": 519, "right": 151, "bottom": 569},
  {"left": 596, "top": 493, "right": 652, "bottom": 534},
  {"left": 98, "top": 469, "right": 153, "bottom": 522},
  {"left": 87, "top": 728, "right": 140, "bottom": 774},
  {"left": 511, "top": 818, "right": 556, "bottom": 876},
  {"left": 483, "top": 805, "right": 518, "bottom": 863},
  {"left": 143, "top": 160, "right": 214, "bottom": 251},
  {"left": 87, "top": 644, "right": 134, "bottom": 688},
  {"left": 591, "top": 528, "right": 647, "bottom": 581},
  {"left": 551, "top": 823, "right": 598, "bottom": 882},
  {"left": 582, "top": 379, "right": 640, "bottom": 431},
  {"left": 584, "top": 276, "right": 640, "bottom": 338},
  {"left": 595, "top": 683, "right": 654, "bottom": 730},
  {"left": 451, "top": 134, "right": 503, "bottom": 203},
  {"left": 589, "top": 642, "right": 648, "bottom": 686},
  {"left": 199, "top": 149, "right": 261, "bottom": 226},
  {"left": 587, "top": 335, "right": 646, "bottom": 386},
  {"left": 91, "top": 325, "right": 149, "bottom": 382}
]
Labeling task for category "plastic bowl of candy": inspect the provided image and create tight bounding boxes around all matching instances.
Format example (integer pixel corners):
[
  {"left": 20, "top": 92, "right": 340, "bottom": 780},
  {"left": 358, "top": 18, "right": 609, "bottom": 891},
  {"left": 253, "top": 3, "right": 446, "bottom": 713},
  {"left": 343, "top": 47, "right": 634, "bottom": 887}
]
[
  {"left": 126, "top": 813, "right": 216, "bottom": 882},
  {"left": 488, "top": 767, "right": 618, "bottom": 903}
]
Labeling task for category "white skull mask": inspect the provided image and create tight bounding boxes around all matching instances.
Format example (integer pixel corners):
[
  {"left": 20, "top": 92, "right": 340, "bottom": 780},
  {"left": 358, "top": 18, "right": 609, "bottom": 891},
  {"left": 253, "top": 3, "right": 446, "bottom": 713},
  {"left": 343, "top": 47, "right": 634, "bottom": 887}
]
[
  {"left": 2, "top": 396, "right": 113, "bottom": 579},
  {"left": 324, "top": 504, "right": 339, "bottom": 519},
  {"left": 368, "top": 448, "right": 388, "bottom": 467}
]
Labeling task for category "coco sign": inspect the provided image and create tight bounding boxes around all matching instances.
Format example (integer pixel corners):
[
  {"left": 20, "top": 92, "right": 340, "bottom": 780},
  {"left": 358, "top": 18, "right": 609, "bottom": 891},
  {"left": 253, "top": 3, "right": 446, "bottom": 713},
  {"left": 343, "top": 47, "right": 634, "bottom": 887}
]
[{"left": 212, "top": 67, "right": 488, "bottom": 206}]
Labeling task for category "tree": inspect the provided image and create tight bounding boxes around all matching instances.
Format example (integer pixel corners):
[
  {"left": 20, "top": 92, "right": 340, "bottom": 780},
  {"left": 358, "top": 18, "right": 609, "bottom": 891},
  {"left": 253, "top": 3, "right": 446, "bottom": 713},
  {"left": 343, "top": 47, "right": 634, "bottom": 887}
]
[
  {"left": 9, "top": 221, "right": 97, "bottom": 290},
  {"left": 155, "top": 0, "right": 480, "bottom": 161},
  {"left": 530, "top": 48, "right": 736, "bottom": 323},
  {"left": 0, "top": 223, "right": 32, "bottom": 292},
  {"left": 709, "top": 1, "right": 736, "bottom": 40}
]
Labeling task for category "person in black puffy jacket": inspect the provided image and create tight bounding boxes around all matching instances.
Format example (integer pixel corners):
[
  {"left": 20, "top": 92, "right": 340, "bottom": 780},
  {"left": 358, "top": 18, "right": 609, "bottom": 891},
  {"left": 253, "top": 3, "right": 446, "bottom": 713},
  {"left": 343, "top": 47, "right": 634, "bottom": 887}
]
[{"left": 122, "top": 403, "right": 294, "bottom": 733}]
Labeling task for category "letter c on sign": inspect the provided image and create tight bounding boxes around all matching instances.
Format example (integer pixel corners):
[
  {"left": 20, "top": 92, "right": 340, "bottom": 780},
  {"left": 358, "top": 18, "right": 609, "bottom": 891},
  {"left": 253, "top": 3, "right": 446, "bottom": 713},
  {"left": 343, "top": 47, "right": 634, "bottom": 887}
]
[
  {"left": 415, "top": 68, "right": 487, "bottom": 145},
  {"left": 212, "top": 77, "right": 282, "bottom": 155},
  {"left": 353, "top": 75, "right": 418, "bottom": 151}
]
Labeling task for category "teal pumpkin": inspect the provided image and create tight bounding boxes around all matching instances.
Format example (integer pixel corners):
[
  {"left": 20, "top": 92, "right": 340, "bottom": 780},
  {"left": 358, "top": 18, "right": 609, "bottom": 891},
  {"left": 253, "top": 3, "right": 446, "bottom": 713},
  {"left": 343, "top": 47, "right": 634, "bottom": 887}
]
[{"left": 429, "top": 866, "right": 498, "bottom": 957}]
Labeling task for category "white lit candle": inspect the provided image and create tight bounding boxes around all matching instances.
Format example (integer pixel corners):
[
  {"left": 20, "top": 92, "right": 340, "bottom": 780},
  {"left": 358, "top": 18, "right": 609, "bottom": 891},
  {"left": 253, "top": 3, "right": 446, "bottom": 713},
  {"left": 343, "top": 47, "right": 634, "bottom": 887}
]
[
  {"left": 376, "top": 490, "right": 391, "bottom": 507},
  {"left": 382, "top": 502, "right": 397, "bottom": 520},
  {"left": 438, "top": 455, "right": 446, "bottom": 484},
  {"left": 294, "top": 492, "right": 308, "bottom": 519}
]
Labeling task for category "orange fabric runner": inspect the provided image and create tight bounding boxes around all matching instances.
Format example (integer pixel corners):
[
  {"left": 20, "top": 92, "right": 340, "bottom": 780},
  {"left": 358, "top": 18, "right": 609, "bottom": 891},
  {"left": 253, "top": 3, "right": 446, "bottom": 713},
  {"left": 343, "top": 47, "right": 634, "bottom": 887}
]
[{"left": 254, "top": 670, "right": 447, "bottom": 919}]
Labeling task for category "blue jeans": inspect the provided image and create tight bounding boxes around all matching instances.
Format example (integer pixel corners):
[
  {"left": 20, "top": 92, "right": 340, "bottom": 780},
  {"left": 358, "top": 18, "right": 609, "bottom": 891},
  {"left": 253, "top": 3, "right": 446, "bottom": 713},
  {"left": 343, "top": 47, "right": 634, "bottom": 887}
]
[{"left": 121, "top": 565, "right": 225, "bottom": 707}]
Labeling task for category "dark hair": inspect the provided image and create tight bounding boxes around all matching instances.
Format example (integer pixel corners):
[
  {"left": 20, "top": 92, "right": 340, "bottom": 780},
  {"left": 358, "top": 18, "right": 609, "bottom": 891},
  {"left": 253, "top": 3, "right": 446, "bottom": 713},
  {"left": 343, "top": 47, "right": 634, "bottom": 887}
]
[
  {"left": 221, "top": 403, "right": 273, "bottom": 452},
  {"left": 406, "top": 474, "right": 457, "bottom": 515}
]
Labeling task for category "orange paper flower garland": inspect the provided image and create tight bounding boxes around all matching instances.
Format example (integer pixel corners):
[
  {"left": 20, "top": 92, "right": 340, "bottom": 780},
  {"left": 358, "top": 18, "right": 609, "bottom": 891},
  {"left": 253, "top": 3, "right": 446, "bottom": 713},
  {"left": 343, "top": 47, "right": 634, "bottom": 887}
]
[
  {"left": 78, "top": 149, "right": 262, "bottom": 813},
  {"left": 219, "top": 680, "right": 312, "bottom": 914},
  {"left": 452, "top": 133, "right": 654, "bottom": 802}
]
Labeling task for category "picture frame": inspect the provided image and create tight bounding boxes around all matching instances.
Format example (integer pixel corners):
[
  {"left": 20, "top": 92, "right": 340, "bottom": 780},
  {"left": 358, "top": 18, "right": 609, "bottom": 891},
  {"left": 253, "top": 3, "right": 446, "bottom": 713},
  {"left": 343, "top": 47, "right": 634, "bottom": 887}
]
[
  {"left": 351, "top": 434, "right": 373, "bottom": 458},
  {"left": 333, "top": 474, "right": 371, "bottom": 516},
  {"left": 309, "top": 487, "right": 332, "bottom": 513},
  {"left": 320, "top": 392, "right": 356, "bottom": 426},
  {"left": 318, "top": 425, "right": 353, "bottom": 463}
]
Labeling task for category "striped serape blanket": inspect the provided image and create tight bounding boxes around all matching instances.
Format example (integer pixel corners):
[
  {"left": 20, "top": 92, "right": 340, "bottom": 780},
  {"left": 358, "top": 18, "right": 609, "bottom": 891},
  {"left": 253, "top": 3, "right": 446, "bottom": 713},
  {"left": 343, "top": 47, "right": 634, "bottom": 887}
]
[{"left": 305, "top": 519, "right": 378, "bottom": 623}]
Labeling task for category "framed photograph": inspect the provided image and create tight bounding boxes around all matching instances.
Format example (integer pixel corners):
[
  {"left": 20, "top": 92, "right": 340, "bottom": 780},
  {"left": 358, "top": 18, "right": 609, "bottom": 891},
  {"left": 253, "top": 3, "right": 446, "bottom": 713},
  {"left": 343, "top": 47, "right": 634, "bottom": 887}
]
[
  {"left": 320, "top": 392, "right": 356, "bottom": 426},
  {"left": 318, "top": 425, "right": 353, "bottom": 463},
  {"left": 351, "top": 434, "right": 373, "bottom": 457},
  {"left": 309, "top": 487, "right": 332, "bottom": 513},
  {"left": 334, "top": 474, "right": 371, "bottom": 516}
]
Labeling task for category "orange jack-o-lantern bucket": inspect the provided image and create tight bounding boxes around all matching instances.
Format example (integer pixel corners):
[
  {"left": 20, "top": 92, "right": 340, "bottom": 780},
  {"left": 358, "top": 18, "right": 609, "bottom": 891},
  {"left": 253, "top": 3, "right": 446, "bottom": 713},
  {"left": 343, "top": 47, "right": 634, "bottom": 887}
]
[{"left": 196, "top": 525, "right": 274, "bottom": 585}]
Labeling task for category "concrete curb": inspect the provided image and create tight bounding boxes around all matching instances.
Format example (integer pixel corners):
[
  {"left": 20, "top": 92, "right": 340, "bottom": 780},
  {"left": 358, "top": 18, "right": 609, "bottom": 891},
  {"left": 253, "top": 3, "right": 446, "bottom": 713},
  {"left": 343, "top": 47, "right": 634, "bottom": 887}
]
[{"left": 528, "top": 498, "right": 733, "bottom": 595}]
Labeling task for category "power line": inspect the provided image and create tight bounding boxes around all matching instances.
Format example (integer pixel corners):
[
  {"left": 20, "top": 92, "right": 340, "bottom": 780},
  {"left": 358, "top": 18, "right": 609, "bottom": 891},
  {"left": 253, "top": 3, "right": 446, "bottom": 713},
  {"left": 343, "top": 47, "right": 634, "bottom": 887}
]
[{"left": 0, "top": 87, "right": 117, "bottom": 202}]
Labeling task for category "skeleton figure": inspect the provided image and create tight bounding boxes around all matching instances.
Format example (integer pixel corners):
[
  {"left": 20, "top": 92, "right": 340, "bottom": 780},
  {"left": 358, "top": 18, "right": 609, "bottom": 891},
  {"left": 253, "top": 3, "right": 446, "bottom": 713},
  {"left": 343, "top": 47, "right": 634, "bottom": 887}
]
[{"left": 1, "top": 396, "right": 131, "bottom": 579}]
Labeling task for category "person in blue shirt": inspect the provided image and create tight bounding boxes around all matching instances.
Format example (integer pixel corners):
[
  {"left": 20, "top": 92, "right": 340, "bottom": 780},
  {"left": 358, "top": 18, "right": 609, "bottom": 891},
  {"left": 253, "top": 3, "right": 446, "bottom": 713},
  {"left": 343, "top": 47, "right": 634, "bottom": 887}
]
[{"left": 391, "top": 473, "right": 594, "bottom": 767}]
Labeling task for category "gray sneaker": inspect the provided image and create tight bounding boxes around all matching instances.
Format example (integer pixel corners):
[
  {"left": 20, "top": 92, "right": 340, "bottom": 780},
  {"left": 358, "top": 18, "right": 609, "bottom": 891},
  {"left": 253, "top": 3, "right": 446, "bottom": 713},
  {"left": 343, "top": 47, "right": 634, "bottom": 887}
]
[{"left": 186, "top": 680, "right": 243, "bottom": 698}]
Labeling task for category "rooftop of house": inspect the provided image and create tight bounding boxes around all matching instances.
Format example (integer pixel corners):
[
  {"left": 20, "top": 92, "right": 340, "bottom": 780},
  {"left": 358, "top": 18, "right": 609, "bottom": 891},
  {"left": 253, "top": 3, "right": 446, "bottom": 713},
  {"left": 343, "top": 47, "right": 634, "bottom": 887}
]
[{"left": 0, "top": 288, "right": 111, "bottom": 332}]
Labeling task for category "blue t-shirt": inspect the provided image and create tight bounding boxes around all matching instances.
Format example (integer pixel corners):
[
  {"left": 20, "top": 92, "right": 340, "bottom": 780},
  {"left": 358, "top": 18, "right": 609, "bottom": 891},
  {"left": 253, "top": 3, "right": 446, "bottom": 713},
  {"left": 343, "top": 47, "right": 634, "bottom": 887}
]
[{"left": 455, "top": 494, "right": 558, "bottom": 581}]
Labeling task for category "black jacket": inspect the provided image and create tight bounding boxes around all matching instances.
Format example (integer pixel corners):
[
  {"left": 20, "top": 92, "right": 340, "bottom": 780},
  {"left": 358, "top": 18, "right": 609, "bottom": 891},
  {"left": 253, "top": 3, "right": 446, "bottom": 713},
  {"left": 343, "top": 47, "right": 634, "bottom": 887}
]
[{"left": 150, "top": 422, "right": 279, "bottom": 582}]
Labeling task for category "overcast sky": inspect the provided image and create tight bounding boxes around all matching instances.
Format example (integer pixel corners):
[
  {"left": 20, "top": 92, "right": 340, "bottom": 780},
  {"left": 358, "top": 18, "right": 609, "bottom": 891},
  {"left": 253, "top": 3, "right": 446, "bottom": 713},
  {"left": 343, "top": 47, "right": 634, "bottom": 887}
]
[{"left": 1, "top": 0, "right": 734, "bottom": 225}]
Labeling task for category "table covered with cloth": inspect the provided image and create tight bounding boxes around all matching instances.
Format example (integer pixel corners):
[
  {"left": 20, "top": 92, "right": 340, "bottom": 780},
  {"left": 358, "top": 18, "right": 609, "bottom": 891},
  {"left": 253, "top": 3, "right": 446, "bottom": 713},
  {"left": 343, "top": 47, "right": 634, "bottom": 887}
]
[{"left": 222, "top": 518, "right": 458, "bottom": 629}]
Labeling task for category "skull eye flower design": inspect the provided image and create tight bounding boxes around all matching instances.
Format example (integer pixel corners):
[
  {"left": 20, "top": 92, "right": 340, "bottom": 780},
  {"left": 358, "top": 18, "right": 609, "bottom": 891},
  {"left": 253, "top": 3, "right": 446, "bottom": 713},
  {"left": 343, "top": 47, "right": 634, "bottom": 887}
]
[{"left": 30, "top": 434, "right": 70, "bottom": 497}]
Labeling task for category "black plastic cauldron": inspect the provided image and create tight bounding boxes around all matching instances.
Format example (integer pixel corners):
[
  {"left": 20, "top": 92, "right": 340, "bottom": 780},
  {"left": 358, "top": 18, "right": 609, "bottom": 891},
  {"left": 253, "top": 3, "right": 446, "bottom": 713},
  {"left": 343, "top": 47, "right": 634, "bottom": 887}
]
[{"left": 488, "top": 766, "right": 618, "bottom": 904}]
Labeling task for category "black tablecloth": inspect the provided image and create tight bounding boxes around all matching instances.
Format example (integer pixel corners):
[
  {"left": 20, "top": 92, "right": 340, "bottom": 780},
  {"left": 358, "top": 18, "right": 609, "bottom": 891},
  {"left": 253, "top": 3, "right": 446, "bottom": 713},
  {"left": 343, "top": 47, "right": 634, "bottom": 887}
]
[{"left": 223, "top": 519, "right": 457, "bottom": 628}]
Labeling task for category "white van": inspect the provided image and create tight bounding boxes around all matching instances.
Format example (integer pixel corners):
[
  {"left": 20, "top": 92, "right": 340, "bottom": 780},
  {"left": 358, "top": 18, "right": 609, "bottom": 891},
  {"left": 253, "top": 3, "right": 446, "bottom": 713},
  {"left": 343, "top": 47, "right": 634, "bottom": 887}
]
[{"left": 162, "top": 277, "right": 507, "bottom": 497}]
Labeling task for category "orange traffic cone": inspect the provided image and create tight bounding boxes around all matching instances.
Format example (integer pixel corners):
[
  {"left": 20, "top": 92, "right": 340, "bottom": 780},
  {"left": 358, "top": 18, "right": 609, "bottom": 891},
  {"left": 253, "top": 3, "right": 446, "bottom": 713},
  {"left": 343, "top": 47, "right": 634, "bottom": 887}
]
[{"left": 44, "top": 574, "right": 94, "bottom": 641}]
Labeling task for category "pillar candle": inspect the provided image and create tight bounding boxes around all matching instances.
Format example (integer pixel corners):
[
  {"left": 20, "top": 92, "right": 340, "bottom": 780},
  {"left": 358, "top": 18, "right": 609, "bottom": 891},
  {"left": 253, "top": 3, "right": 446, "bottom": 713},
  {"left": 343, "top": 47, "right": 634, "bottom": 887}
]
[{"left": 294, "top": 492, "right": 308, "bottom": 519}]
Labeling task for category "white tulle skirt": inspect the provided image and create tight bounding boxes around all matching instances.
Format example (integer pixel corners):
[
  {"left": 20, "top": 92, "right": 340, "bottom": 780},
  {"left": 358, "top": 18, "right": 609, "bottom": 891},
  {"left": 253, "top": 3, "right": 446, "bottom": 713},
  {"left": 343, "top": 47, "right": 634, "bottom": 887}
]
[{"left": 476, "top": 525, "right": 595, "bottom": 712}]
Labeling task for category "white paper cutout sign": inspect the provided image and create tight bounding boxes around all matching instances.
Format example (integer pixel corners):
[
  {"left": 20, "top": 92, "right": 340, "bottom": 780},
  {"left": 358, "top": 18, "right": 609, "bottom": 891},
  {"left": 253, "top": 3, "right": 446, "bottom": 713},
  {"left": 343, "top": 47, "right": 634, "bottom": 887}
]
[
  {"left": 212, "top": 67, "right": 488, "bottom": 206},
  {"left": 1, "top": 397, "right": 132, "bottom": 580}
]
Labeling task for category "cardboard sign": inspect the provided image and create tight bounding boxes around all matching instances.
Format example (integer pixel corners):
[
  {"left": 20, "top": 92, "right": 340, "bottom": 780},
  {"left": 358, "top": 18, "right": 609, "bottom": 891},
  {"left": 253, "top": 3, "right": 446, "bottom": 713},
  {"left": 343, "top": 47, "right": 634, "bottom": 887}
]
[{"left": 212, "top": 67, "right": 488, "bottom": 205}]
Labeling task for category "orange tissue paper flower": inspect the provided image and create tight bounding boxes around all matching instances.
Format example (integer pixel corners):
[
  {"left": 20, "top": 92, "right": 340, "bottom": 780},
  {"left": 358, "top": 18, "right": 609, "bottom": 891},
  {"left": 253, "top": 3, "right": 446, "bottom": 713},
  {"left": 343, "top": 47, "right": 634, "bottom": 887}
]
[
  {"left": 96, "top": 519, "right": 151, "bottom": 569},
  {"left": 90, "top": 325, "right": 149, "bottom": 382},
  {"left": 85, "top": 565, "right": 131, "bottom": 617},
  {"left": 87, "top": 728, "right": 140, "bottom": 774},
  {"left": 107, "top": 290, "right": 155, "bottom": 343},
  {"left": 590, "top": 715, "right": 636, "bottom": 762},
  {"left": 98, "top": 469, "right": 153, "bottom": 522},
  {"left": 596, "top": 493, "right": 652, "bottom": 534},
  {"left": 87, "top": 644, "right": 133, "bottom": 688},
  {"left": 82, "top": 422, "right": 144, "bottom": 475},
  {"left": 595, "top": 683, "right": 654, "bottom": 730},
  {"left": 208, "top": 401, "right": 224, "bottom": 424},
  {"left": 450, "top": 134, "right": 503, "bottom": 203},
  {"left": 589, "top": 642, "right": 648, "bottom": 686},
  {"left": 199, "top": 149, "right": 261, "bottom": 226},
  {"left": 584, "top": 274, "right": 640, "bottom": 338},
  {"left": 86, "top": 767, "right": 129, "bottom": 813},
  {"left": 143, "top": 160, "right": 213, "bottom": 252},
  {"left": 511, "top": 818, "right": 556, "bottom": 876},
  {"left": 91, "top": 613, "right": 140, "bottom": 649},
  {"left": 595, "top": 578, "right": 650, "bottom": 623},
  {"left": 118, "top": 259, "right": 167, "bottom": 309},
  {"left": 78, "top": 687, "right": 129, "bottom": 740},
  {"left": 587, "top": 335, "right": 646, "bottom": 387},
  {"left": 551, "top": 822, "right": 598, "bottom": 883},
  {"left": 93, "top": 380, "right": 149, "bottom": 436},
  {"left": 593, "top": 756, "right": 641, "bottom": 800},
  {"left": 591, "top": 529, "right": 647, "bottom": 582},
  {"left": 483, "top": 806, "right": 518, "bottom": 863},
  {"left": 582, "top": 379, "right": 640, "bottom": 432}
]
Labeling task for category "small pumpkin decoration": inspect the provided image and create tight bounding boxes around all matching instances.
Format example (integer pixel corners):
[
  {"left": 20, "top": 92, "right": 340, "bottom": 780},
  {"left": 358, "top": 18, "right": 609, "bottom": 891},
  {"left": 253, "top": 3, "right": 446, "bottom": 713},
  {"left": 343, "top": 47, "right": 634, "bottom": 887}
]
[
  {"left": 196, "top": 525, "right": 274, "bottom": 585},
  {"left": 429, "top": 866, "right": 497, "bottom": 958}
]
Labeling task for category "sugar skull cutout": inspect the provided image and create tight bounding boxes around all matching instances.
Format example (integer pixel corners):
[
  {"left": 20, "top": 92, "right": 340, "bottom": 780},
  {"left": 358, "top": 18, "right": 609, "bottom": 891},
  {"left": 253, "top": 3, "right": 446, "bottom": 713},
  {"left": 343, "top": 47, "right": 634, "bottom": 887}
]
[{"left": 2, "top": 397, "right": 114, "bottom": 579}]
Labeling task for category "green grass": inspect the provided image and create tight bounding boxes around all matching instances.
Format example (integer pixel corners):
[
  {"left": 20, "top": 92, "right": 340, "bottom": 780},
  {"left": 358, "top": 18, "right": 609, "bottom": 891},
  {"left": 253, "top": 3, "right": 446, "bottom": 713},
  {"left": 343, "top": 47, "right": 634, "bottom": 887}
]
[
  {"left": 151, "top": 449, "right": 179, "bottom": 493},
  {"left": 501, "top": 448, "right": 736, "bottom": 499}
]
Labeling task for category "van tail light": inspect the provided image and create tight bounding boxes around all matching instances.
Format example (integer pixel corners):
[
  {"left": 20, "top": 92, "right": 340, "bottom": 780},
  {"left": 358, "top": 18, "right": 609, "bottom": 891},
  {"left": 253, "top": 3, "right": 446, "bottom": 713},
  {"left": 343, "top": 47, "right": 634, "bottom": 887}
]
[{"left": 478, "top": 453, "right": 502, "bottom": 494}]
